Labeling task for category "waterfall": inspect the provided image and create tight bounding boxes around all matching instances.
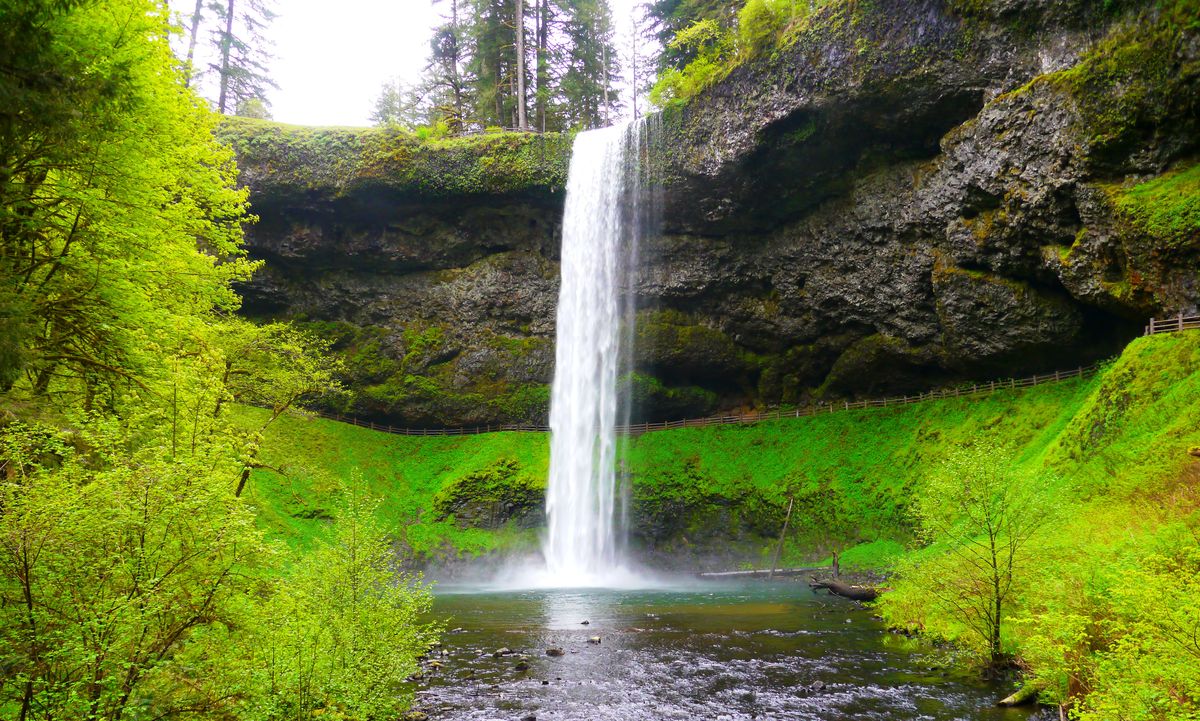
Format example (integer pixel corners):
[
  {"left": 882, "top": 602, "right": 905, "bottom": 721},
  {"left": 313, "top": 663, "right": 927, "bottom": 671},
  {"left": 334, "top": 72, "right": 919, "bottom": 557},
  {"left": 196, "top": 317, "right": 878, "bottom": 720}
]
[{"left": 542, "top": 118, "right": 655, "bottom": 586}]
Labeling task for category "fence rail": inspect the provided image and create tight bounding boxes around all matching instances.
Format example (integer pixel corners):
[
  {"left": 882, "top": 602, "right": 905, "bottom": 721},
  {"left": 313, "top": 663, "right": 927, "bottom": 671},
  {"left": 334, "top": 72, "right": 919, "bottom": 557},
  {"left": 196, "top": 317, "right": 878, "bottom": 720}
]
[
  {"left": 284, "top": 315, "right": 1194, "bottom": 439},
  {"left": 1145, "top": 313, "right": 1200, "bottom": 335},
  {"left": 294, "top": 362, "right": 1106, "bottom": 438}
]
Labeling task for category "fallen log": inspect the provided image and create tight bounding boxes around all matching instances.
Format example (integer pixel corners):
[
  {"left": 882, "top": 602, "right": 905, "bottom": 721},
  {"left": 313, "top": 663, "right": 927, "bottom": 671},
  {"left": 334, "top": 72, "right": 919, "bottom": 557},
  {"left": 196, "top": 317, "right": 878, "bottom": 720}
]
[
  {"left": 997, "top": 684, "right": 1042, "bottom": 707},
  {"left": 698, "top": 567, "right": 823, "bottom": 579},
  {"left": 808, "top": 576, "right": 881, "bottom": 602}
]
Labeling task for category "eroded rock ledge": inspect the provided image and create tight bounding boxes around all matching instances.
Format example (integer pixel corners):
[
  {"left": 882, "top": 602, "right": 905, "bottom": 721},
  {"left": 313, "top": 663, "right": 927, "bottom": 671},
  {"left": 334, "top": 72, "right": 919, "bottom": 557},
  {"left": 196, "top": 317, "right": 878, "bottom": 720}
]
[{"left": 227, "top": 0, "right": 1200, "bottom": 426}]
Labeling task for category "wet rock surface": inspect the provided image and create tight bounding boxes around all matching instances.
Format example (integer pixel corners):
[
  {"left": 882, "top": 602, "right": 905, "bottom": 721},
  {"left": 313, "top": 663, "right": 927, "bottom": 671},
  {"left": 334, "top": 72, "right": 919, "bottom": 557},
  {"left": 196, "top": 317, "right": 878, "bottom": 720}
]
[{"left": 231, "top": 0, "right": 1199, "bottom": 426}]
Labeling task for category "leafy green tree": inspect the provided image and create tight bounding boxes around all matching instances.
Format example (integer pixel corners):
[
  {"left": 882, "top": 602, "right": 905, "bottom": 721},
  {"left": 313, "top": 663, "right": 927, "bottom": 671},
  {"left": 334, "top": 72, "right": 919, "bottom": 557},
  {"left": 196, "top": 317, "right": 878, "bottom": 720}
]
[
  {"left": 647, "top": 0, "right": 826, "bottom": 106},
  {"left": 206, "top": 319, "right": 345, "bottom": 496},
  {"left": 0, "top": 0, "right": 257, "bottom": 407},
  {"left": 237, "top": 96, "right": 273, "bottom": 119},
  {"left": 247, "top": 485, "right": 441, "bottom": 721},
  {"left": 643, "top": 0, "right": 739, "bottom": 71},
  {"left": 370, "top": 79, "right": 434, "bottom": 128},
  {"left": 0, "top": 417, "right": 271, "bottom": 720},
  {"left": 905, "top": 441, "right": 1054, "bottom": 667}
]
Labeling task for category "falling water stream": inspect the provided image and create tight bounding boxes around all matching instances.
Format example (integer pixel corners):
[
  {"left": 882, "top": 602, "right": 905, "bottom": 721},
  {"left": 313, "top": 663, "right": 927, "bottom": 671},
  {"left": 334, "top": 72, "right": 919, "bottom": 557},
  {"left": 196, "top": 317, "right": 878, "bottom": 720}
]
[{"left": 542, "top": 120, "right": 649, "bottom": 585}]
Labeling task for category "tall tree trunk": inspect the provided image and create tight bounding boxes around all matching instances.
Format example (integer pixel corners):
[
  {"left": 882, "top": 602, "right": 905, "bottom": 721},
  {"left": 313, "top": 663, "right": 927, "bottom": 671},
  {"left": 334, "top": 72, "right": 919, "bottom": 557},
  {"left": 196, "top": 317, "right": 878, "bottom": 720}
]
[
  {"left": 452, "top": 0, "right": 464, "bottom": 129},
  {"left": 602, "top": 34, "right": 610, "bottom": 127},
  {"left": 184, "top": 0, "right": 204, "bottom": 88},
  {"left": 536, "top": 0, "right": 548, "bottom": 132},
  {"left": 630, "top": 24, "right": 639, "bottom": 118},
  {"left": 515, "top": 0, "right": 527, "bottom": 130},
  {"left": 990, "top": 538, "right": 1003, "bottom": 666},
  {"left": 217, "top": 0, "right": 236, "bottom": 114}
]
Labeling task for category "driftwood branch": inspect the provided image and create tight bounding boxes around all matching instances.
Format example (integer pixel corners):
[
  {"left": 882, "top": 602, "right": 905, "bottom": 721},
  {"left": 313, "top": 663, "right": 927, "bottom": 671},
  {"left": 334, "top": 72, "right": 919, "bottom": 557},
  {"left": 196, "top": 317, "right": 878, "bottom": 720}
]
[{"left": 808, "top": 576, "right": 881, "bottom": 602}]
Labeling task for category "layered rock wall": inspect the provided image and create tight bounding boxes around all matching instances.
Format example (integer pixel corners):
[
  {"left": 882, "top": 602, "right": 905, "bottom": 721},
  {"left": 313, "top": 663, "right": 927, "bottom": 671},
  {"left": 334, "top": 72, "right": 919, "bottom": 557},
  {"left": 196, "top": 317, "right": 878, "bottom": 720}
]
[{"left": 228, "top": 0, "right": 1200, "bottom": 426}]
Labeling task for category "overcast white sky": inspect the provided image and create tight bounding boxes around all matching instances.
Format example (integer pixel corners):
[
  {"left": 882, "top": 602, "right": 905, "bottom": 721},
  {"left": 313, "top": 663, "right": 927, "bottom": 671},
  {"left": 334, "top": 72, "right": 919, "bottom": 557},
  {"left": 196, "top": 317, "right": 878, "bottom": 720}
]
[{"left": 175, "top": 0, "right": 643, "bottom": 127}]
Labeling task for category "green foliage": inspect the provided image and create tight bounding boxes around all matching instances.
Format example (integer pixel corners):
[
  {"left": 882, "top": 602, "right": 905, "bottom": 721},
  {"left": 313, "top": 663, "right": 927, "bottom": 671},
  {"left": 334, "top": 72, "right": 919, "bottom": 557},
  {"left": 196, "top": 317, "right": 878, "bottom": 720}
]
[
  {"left": 1112, "top": 162, "right": 1200, "bottom": 251},
  {"left": 882, "top": 332, "right": 1200, "bottom": 715},
  {"left": 0, "top": 415, "right": 270, "bottom": 720},
  {"left": 737, "top": 0, "right": 799, "bottom": 56},
  {"left": 902, "top": 441, "right": 1057, "bottom": 665},
  {"left": 0, "top": 5, "right": 437, "bottom": 717},
  {"left": 650, "top": 0, "right": 826, "bottom": 107},
  {"left": 218, "top": 117, "right": 572, "bottom": 199},
  {"left": 245, "top": 485, "right": 440, "bottom": 721},
  {"left": 0, "top": 0, "right": 257, "bottom": 407},
  {"left": 650, "top": 18, "right": 734, "bottom": 107}
]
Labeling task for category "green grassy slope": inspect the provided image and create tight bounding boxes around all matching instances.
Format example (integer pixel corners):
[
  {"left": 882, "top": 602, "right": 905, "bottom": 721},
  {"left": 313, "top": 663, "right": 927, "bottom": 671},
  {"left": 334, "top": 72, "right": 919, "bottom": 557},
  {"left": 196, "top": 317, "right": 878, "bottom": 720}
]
[
  {"left": 235, "top": 412, "right": 549, "bottom": 556},
  {"left": 239, "top": 365, "right": 1092, "bottom": 563},
  {"left": 244, "top": 331, "right": 1198, "bottom": 569},
  {"left": 622, "top": 374, "right": 1096, "bottom": 565}
]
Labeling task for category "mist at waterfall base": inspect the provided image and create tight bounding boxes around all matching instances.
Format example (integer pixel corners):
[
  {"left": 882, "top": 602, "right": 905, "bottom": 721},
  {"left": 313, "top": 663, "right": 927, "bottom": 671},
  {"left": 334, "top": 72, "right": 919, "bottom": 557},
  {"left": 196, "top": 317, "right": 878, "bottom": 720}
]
[{"left": 496, "top": 119, "right": 658, "bottom": 590}]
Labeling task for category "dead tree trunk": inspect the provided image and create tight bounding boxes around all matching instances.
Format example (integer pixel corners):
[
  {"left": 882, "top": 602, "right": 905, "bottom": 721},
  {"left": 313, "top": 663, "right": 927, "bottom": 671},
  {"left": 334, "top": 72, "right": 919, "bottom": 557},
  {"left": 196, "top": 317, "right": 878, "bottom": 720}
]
[{"left": 808, "top": 576, "right": 880, "bottom": 602}]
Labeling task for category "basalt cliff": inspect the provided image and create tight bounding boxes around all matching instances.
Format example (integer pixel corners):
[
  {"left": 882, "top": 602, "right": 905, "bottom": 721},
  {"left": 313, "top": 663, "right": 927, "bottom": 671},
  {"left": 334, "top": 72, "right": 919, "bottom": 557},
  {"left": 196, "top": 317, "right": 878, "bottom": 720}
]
[{"left": 225, "top": 0, "right": 1199, "bottom": 426}]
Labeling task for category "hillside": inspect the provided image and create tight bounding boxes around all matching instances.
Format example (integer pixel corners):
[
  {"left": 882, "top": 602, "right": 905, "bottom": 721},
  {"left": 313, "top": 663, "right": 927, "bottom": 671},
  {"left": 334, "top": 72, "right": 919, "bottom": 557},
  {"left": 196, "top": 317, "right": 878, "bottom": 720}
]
[{"left": 246, "top": 330, "right": 1198, "bottom": 564}]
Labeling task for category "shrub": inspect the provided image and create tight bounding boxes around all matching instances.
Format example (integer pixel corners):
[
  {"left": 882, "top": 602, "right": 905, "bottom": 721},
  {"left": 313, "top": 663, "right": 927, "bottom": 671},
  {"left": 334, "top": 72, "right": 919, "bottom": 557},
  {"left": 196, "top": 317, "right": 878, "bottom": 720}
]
[{"left": 246, "top": 485, "right": 441, "bottom": 720}]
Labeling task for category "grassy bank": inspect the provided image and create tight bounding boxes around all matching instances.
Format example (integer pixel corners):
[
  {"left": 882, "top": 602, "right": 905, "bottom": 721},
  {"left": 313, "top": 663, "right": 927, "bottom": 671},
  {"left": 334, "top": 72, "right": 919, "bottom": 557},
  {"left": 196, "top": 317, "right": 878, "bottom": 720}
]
[
  {"left": 245, "top": 332, "right": 1196, "bottom": 571},
  {"left": 245, "top": 330, "right": 1200, "bottom": 717},
  {"left": 240, "top": 351, "right": 1094, "bottom": 565}
]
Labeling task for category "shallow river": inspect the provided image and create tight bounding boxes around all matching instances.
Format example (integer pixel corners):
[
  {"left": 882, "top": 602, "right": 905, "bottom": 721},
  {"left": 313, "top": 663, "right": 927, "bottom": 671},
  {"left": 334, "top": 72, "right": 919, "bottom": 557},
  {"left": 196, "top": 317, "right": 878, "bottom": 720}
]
[{"left": 410, "top": 580, "right": 1041, "bottom": 721}]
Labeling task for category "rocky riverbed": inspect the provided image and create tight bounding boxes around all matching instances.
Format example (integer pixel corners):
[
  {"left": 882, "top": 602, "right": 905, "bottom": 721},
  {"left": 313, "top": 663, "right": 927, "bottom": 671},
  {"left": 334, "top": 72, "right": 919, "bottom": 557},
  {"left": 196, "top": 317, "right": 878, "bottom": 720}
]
[{"left": 404, "top": 581, "right": 1045, "bottom": 721}]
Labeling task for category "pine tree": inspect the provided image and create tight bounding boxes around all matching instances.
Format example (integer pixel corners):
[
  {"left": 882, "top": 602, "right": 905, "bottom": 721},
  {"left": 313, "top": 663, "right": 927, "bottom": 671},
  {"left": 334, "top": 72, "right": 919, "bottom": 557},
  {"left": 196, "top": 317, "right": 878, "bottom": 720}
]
[
  {"left": 211, "top": 0, "right": 276, "bottom": 115},
  {"left": 559, "top": 0, "right": 621, "bottom": 129},
  {"left": 429, "top": 0, "right": 472, "bottom": 131},
  {"left": 422, "top": 0, "right": 620, "bottom": 132},
  {"left": 467, "top": 0, "right": 517, "bottom": 127}
]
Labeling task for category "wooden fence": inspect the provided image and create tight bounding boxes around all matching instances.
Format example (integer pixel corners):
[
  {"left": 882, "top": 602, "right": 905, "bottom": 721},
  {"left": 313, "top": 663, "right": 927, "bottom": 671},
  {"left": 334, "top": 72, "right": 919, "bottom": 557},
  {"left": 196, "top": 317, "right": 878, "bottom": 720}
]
[
  {"left": 300, "top": 362, "right": 1105, "bottom": 438},
  {"left": 1145, "top": 313, "right": 1200, "bottom": 335},
  {"left": 290, "top": 314, "right": 1196, "bottom": 438}
]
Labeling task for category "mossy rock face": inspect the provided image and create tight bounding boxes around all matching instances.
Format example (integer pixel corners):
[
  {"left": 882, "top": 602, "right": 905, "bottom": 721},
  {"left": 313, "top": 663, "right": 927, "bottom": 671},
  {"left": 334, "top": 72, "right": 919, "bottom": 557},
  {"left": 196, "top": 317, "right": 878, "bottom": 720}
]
[
  {"left": 819, "top": 334, "right": 944, "bottom": 397},
  {"left": 219, "top": 118, "right": 571, "bottom": 205},
  {"left": 432, "top": 458, "right": 545, "bottom": 530},
  {"left": 629, "top": 459, "right": 771, "bottom": 546},
  {"left": 620, "top": 372, "right": 718, "bottom": 421},
  {"left": 634, "top": 309, "right": 755, "bottom": 383},
  {"left": 231, "top": 0, "right": 1199, "bottom": 426}
]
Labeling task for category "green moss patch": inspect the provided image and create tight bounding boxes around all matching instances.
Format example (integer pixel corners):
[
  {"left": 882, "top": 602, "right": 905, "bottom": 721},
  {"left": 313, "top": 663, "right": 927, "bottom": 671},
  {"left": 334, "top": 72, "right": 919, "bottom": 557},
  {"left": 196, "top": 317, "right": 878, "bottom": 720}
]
[
  {"left": 219, "top": 117, "right": 572, "bottom": 200},
  {"left": 1112, "top": 161, "right": 1200, "bottom": 251}
]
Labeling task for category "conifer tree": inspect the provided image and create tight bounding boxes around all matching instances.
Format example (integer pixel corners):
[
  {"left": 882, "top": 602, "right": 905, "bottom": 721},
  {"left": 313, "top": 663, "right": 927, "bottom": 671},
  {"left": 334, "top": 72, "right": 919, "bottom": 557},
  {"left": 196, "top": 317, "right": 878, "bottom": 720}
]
[
  {"left": 559, "top": 0, "right": 621, "bottom": 128},
  {"left": 211, "top": 0, "right": 277, "bottom": 114}
]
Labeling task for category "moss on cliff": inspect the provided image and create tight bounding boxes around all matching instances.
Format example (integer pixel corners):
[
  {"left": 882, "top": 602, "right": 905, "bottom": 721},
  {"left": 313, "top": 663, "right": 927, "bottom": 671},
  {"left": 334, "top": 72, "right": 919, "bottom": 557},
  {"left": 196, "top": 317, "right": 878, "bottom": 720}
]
[
  {"left": 621, "top": 372, "right": 719, "bottom": 420},
  {"left": 289, "top": 319, "right": 551, "bottom": 427},
  {"left": 634, "top": 308, "right": 757, "bottom": 382},
  {"left": 1112, "top": 161, "right": 1200, "bottom": 252},
  {"left": 219, "top": 117, "right": 572, "bottom": 200},
  {"left": 1041, "top": 0, "right": 1200, "bottom": 160},
  {"left": 431, "top": 458, "right": 544, "bottom": 529}
]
